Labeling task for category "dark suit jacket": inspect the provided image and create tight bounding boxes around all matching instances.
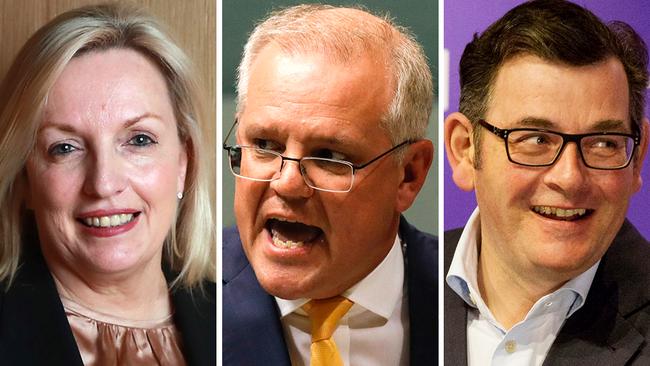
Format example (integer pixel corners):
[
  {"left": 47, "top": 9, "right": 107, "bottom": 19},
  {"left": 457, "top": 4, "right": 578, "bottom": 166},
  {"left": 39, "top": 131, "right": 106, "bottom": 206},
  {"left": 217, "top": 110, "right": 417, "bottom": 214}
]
[
  {"left": 444, "top": 219, "right": 650, "bottom": 366},
  {"left": 0, "top": 244, "right": 216, "bottom": 366},
  {"left": 223, "top": 217, "right": 438, "bottom": 365}
]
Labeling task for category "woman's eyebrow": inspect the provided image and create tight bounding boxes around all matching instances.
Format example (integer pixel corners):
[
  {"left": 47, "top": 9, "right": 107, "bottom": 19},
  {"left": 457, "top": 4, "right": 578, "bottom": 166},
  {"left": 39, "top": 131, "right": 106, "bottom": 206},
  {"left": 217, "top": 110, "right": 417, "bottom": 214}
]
[
  {"left": 122, "top": 112, "right": 164, "bottom": 128},
  {"left": 39, "top": 112, "right": 164, "bottom": 133}
]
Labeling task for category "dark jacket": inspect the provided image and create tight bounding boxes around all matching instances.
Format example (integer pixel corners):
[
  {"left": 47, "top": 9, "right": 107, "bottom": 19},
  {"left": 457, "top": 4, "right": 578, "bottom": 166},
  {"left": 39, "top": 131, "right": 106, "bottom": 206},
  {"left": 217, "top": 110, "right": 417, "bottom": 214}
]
[
  {"left": 0, "top": 242, "right": 215, "bottom": 366},
  {"left": 223, "top": 217, "right": 438, "bottom": 365},
  {"left": 444, "top": 219, "right": 650, "bottom": 366}
]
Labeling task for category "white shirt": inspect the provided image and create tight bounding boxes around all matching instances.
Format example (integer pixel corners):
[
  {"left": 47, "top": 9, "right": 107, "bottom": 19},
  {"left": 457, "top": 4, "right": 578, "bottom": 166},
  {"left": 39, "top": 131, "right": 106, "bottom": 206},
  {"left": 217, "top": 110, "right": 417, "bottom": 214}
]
[
  {"left": 275, "top": 235, "right": 408, "bottom": 366},
  {"left": 446, "top": 208, "right": 599, "bottom": 366}
]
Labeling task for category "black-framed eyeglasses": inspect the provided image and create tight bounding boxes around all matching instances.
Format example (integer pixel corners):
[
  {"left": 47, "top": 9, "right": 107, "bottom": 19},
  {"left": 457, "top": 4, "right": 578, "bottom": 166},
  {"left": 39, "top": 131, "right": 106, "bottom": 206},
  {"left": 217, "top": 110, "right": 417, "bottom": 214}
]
[
  {"left": 478, "top": 119, "right": 640, "bottom": 170},
  {"left": 223, "top": 120, "right": 414, "bottom": 192}
]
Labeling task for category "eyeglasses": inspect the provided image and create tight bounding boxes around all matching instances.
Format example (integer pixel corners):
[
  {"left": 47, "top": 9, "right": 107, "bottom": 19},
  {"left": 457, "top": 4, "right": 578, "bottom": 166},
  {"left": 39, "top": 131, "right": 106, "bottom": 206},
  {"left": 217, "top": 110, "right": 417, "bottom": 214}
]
[
  {"left": 478, "top": 119, "right": 640, "bottom": 170},
  {"left": 223, "top": 120, "right": 413, "bottom": 192}
]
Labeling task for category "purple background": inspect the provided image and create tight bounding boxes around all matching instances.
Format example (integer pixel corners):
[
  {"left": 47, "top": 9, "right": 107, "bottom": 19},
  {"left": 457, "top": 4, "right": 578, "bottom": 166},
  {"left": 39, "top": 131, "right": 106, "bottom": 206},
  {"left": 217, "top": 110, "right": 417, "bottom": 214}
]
[{"left": 444, "top": 0, "right": 650, "bottom": 237}]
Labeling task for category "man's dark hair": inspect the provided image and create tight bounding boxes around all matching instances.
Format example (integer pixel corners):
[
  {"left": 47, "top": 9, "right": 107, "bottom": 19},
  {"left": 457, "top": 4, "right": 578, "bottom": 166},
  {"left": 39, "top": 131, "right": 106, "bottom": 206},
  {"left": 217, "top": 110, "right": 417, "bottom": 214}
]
[{"left": 458, "top": 0, "right": 648, "bottom": 167}]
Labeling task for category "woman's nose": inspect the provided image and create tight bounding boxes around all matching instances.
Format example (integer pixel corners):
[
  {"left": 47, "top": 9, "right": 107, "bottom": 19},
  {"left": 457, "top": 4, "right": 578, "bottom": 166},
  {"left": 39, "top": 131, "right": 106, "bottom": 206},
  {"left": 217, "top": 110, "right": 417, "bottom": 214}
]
[{"left": 82, "top": 149, "right": 127, "bottom": 198}]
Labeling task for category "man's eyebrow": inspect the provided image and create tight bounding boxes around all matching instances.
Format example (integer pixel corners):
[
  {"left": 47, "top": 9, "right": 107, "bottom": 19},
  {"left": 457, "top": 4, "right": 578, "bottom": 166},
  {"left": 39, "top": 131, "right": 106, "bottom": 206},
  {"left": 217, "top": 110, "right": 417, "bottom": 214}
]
[
  {"left": 309, "top": 135, "right": 352, "bottom": 147},
  {"left": 515, "top": 117, "right": 555, "bottom": 129},
  {"left": 240, "top": 122, "right": 278, "bottom": 136},
  {"left": 515, "top": 117, "right": 628, "bottom": 132},
  {"left": 240, "top": 122, "right": 354, "bottom": 146},
  {"left": 590, "top": 119, "right": 626, "bottom": 131}
]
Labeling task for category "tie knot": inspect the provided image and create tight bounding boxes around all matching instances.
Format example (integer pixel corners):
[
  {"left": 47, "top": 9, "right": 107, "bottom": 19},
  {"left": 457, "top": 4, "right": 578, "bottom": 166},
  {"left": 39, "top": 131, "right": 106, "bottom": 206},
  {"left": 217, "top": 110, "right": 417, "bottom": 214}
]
[{"left": 302, "top": 296, "right": 353, "bottom": 342}]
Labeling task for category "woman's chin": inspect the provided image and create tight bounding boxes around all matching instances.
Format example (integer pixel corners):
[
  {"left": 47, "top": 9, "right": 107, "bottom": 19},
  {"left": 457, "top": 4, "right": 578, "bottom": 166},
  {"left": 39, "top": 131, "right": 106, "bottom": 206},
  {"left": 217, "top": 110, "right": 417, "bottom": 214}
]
[{"left": 73, "top": 244, "right": 161, "bottom": 278}]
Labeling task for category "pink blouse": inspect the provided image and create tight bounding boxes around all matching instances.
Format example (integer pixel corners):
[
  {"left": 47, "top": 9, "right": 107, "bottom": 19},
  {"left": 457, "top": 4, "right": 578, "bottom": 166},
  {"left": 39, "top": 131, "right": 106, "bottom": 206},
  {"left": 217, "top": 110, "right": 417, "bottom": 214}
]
[{"left": 61, "top": 297, "right": 187, "bottom": 366}]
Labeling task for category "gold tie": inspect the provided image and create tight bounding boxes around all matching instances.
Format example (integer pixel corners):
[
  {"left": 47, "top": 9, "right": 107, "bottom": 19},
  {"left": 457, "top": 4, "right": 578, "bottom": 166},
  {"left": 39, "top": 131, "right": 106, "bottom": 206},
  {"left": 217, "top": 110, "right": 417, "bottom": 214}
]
[{"left": 302, "top": 296, "right": 354, "bottom": 366}]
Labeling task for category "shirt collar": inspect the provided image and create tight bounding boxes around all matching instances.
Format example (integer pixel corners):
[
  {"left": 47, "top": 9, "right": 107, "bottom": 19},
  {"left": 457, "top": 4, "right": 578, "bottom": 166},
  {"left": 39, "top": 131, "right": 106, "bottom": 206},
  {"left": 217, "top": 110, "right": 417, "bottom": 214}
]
[
  {"left": 276, "top": 234, "right": 404, "bottom": 320},
  {"left": 446, "top": 207, "right": 598, "bottom": 319},
  {"left": 446, "top": 208, "right": 482, "bottom": 308}
]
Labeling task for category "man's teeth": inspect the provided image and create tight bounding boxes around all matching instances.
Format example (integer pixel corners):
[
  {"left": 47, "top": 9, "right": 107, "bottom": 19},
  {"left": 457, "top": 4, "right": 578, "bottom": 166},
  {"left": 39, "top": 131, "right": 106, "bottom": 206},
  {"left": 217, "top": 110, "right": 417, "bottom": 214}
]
[
  {"left": 83, "top": 214, "right": 134, "bottom": 228},
  {"left": 271, "top": 229, "right": 304, "bottom": 249},
  {"left": 273, "top": 217, "right": 298, "bottom": 223},
  {"left": 533, "top": 206, "right": 587, "bottom": 217}
]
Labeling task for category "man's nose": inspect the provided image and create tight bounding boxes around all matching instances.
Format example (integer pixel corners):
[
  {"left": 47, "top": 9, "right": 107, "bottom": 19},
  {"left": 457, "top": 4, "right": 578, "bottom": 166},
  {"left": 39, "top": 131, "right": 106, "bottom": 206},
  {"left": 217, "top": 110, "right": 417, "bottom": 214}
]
[
  {"left": 269, "top": 159, "right": 313, "bottom": 198},
  {"left": 82, "top": 149, "right": 127, "bottom": 198},
  {"left": 542, "top": 142, "right": 589, "bottom": 195}
]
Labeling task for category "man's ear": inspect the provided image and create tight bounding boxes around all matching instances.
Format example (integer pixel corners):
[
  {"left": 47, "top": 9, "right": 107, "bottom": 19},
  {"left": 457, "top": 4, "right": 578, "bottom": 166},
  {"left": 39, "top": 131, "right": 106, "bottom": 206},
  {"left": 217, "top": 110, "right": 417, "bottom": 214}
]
[
  {"left": 632, "top": 117, "right": 649, "bottom": 193},
  {"left": 445, "top": 112, "right": 476, "bottom": 192},
  {"left": 395, "top": 139, "right": 433, "bottom": 213}
]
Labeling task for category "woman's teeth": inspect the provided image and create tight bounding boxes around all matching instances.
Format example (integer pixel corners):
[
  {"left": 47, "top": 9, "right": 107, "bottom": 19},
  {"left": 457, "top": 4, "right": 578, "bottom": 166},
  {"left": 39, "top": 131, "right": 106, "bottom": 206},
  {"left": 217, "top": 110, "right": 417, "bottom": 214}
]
[{"left": 83, "top": 213, "right": 134, "bottom": 228}]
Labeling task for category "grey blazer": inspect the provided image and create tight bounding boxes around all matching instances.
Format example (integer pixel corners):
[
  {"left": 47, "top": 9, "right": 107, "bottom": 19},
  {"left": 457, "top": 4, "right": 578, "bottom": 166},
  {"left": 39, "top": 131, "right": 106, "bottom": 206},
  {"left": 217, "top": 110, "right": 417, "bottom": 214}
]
[{"left": 444, "top": 219, "right": 650, "bottom": 366}]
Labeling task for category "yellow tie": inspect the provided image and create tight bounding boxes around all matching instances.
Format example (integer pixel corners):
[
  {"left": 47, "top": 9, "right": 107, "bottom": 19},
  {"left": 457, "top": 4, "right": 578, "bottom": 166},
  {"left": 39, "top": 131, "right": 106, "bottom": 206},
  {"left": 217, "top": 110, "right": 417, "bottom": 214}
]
[{"left": 302, "top": 296, "right": 354, "bottom": 366}]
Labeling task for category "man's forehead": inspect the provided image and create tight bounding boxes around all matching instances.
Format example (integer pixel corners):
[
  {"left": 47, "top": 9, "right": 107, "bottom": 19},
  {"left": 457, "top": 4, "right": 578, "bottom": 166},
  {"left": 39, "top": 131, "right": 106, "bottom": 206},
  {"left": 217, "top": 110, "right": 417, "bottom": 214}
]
[
  {"left": 485, "top": 54, "right": 630, "bottom": 128},
  {"left": 253, "top": 6, "right": 395, "bottom": 62},
  {"left": 490, "top": 53, "right": 627, "bottom": 93},
  {"left": 238, "top": 116, "right": 385, "bottom": 142},
  {"left": 240, "top": 43, "right": 394, "bottom": 142}
]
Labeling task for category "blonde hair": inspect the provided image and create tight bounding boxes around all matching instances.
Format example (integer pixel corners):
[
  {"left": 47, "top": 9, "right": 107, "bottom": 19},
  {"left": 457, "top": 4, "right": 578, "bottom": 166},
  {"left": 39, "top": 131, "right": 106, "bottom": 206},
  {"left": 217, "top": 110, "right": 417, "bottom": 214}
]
[
  {"left": 0, "top": 3, "right": 214, "bottom": 289},
  {"left": 237, "top": 4, "right": 433, "bottom": 149}
]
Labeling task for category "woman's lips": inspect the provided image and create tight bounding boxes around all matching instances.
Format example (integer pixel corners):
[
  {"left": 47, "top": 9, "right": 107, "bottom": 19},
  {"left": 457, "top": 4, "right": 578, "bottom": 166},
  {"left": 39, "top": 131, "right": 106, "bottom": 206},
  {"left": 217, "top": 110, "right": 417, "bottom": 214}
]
[{"left": 77, "top": 212, "right": 141, "bottom": 238}]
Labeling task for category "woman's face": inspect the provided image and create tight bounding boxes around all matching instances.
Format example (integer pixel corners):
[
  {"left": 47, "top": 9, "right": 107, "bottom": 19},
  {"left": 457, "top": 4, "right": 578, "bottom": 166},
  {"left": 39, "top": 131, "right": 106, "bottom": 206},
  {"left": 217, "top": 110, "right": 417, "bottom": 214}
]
[{"left": 26, "top": 48, "right": 187, "bottom": 277}]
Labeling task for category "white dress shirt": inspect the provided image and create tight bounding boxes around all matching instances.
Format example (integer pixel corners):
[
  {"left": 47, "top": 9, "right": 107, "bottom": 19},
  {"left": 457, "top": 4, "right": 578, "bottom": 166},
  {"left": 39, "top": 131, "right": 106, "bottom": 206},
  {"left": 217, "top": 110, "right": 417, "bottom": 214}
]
[
  {"left": 275, "top": 235, "right": 408, "bottom": 366},
  {"left": 446, "top": 208, "right": 599, "bottom": 366}
]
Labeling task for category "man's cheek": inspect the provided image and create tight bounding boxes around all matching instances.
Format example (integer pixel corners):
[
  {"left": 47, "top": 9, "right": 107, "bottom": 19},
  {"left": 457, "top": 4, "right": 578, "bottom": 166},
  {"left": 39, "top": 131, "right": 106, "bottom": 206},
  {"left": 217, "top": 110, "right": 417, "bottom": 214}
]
[{"left": 235, "top": 183, "right": 263, "bottom": 228}]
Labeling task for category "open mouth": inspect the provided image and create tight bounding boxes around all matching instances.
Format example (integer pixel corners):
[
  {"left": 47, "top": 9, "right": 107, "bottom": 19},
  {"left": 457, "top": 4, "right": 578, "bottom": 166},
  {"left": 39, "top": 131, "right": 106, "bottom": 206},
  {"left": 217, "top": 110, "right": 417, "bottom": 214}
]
[
  {"left": 78, "top": 212, "right": 141, "bottom": 228},
  {"left": 531, "top": 206, "right": 593, "bottom": 221},
  {"left": 265, "top": 218, "right": 324, "bottom": 249}
]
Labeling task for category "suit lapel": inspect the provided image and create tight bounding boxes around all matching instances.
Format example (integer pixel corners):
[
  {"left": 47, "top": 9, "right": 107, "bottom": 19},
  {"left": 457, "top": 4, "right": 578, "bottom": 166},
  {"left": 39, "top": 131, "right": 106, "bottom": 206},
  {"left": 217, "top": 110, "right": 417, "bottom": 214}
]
[
  {"left": 223, "top": 220, "right": 438, "bottom": 366},
  {"left": 444, "top": 221, "right": 650, "bottom": 366},
  {"left": 401, "top": 218, "right": 438, "bottom": 365},
  {"left": 0, "top": 249, "right": 84, "bottom": 365},
  {"left": 544, "top": 220, "right": 649, "bottom": 365},
  {"left": 544, "top": 285, "right": 644, "bottom": 366},
  {"left": 222, "top": 227, "right": 291, "bottom": 366},
  {"left": 444, "top": 228, "right": 469, "bottom": 366}
]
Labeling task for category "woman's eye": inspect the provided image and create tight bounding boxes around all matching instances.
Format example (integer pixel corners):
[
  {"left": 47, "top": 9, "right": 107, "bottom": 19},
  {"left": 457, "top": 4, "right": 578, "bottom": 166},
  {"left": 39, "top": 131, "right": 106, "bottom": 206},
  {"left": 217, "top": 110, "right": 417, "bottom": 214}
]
[
  {"left": 48, "top": 143, "right": 78, "bottom": 156},
  {"left": 128, "top": 134, "right": 157, "bottom": 147}
]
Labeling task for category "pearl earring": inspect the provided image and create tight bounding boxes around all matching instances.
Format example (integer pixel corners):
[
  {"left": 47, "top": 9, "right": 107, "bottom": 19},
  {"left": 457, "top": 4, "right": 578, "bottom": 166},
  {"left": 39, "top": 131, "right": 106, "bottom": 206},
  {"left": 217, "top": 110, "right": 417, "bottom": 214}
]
[{"left": 177, "top": 192, "right": 184, "bottom": 200}]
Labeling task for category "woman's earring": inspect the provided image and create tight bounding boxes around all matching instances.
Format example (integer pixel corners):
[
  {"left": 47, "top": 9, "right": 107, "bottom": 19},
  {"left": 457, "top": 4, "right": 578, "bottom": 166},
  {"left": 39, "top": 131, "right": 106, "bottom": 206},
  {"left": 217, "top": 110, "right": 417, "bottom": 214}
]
[{"left": 177, "top": 192, "right": 184, "bottom": 200}]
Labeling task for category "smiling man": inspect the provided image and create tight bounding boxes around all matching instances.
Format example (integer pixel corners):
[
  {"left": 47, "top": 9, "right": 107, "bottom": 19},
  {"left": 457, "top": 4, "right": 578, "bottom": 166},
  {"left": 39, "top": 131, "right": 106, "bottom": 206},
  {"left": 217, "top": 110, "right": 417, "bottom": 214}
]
[
  {"left": 223, "top": 4, "right": 436, "bottom": 366},
  {"left": 444, "top": 0, "right": 650, "bottom": 365}
]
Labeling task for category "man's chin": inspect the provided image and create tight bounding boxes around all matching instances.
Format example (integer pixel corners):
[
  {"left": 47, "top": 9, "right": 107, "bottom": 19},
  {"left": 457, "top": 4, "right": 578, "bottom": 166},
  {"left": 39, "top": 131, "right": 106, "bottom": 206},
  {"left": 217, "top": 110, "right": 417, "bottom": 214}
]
[
  {"left": 256, "top": 274, "right": 316, "bottom": 300},
  {"left": 254, "top": 266, "right": 347, "bottom": 300},
  {"left": 527, "top": 247, "right": 603, "bottom": 281}
]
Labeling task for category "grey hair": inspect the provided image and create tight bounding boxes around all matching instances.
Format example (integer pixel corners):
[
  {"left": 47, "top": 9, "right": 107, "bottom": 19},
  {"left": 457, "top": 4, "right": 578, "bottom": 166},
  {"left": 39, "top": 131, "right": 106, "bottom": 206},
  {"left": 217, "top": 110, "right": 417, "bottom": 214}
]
[{"left": 236, "top": 4, "right": 433, "bottom": 149}]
